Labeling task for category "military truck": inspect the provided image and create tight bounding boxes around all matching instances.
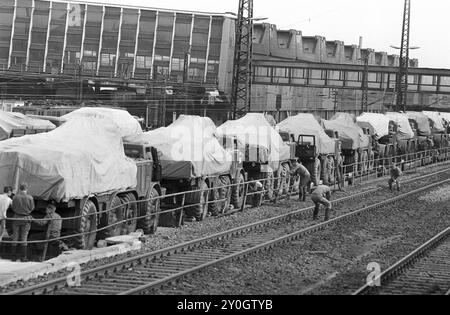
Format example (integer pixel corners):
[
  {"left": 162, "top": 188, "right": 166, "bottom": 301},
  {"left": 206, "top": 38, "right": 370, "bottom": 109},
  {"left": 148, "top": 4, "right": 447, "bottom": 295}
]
[
  {"left": 322, "top": 113, "right": 373, "bottom": 183},
  {"left": 0, "top": 117, "right": 163, "bottom": 251},
  {"left": 134, "top": 115, "right": 245, "bottom": 225},
  {"left": 278, "top": 113, "right": 341, "bottom": 187},
  {"left": 217, "top": 114, "right": 296, "bottom": 206},
  {"left": 0, "top": 110, "right": 55, "bottom": 140}
]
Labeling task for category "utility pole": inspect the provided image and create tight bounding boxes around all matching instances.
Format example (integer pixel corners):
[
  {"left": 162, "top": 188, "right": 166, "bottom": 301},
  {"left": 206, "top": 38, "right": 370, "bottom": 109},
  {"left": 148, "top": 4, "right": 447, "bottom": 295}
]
[
  {"left": 231, "top": 0, "right": 254, "bottom": 119},
  {"left": 396, "top": 0, "right": 411, "bottom": 112},
  {"left": 361, "top": 56, "right": 369, "bottom": 113}
]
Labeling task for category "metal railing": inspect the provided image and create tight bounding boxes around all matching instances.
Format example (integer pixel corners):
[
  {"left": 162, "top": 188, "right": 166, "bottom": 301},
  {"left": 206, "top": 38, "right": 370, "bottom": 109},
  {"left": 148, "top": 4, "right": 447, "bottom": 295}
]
[{"left": 1, "top": 147, "right": 450, "bottom": 261}]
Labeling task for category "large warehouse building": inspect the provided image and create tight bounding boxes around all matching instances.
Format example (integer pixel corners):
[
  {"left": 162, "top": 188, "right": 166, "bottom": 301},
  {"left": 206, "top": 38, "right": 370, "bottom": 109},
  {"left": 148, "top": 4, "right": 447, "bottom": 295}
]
[{"left": 0, "top": 0, "right": 449, "bottom": 124}]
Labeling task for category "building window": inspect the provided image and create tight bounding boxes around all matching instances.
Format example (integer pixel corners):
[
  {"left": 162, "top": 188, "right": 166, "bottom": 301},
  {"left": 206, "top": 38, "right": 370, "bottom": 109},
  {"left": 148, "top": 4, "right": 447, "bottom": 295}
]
[
  {"left": 101, "top": 53, "right": 116, "bottom": 67},
  {"left": 82, "top": 61, "right": 97, "bottom": 70},
  {"left": 136, "top": 55, "right": 151, "bottom": 69},
  {"left": 155, "top": 65, "right": 169, "bottom": 76},
  {"left": 84, "top": 50, "right": 97, "bottom": 57},
  {"left": 171, "top": 58, "right": 184, "bottom": 71}
]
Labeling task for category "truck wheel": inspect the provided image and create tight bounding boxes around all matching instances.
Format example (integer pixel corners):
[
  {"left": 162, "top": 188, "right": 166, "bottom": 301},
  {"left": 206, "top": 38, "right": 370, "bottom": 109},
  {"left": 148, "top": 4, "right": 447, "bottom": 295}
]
[
  {"left": 218, "top": 176, "right": 232, "bottom": 214},
  {"left": 121, "top": 193, "right": 138, "bottom": 235},
  {"left": 263, "top": 171, "right": 274, "bottom": 201},
  {"left": 312, "top": 159, "right": 321, "bottom": 186},
  {"left": 231, "top": 173, "right": 245, "bottom": 210},
  {"left": 361, "top": 151, "right": 369, "bottom": 175},
  {"left": 137, "top": 188, "right": 160, "bottom": 235},
  {"left": 280, "top": 163, "right": 290, "bottom": 195},
  {"left": 100, "top": 195, "right": 125, "bottom": 239},
  {"left": 75, "top": 200, "right": 98, "bottom": 250},
  {"left": 208, "top": 180, "right": 220, "bottom": 217},
  {"left": 187, "top": 180, "right": 209, "bottom": 221}
]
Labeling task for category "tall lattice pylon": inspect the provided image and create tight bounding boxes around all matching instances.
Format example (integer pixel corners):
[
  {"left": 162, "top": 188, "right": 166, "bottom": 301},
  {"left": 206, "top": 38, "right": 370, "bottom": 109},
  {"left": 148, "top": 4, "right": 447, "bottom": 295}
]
[
  {"left": 396, "top": 0, "right": 411, "bottom": 112},
  {"left": 231, "top": 0, "right": 254, "bottom": 119}
]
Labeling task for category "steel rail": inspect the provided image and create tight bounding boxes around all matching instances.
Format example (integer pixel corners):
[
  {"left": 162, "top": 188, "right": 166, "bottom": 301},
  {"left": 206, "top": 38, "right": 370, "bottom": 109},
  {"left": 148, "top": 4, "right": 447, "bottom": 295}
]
[
  {"left": 354, "top": 226, "right": 450, "bottom": 295},
  {"left": 5, "top": 172, "right": 450, "bottom": 295}
]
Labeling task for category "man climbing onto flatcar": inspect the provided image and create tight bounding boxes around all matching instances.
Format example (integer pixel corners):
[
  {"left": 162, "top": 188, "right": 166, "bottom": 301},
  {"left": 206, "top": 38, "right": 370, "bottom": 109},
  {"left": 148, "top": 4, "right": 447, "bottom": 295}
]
[
  {"left": 290, "top": 159, "right": 311, "bottom": 202},
  {"left": 311, "top": 184, "right": 332, "bottom": 221}
]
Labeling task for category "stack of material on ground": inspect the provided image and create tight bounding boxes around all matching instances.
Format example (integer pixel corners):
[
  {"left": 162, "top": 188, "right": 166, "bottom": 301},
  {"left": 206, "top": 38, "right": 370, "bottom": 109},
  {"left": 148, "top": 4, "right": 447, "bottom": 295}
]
[
  {"left": 132, "top": 115, "right": 232, "bottom": 179},
  {"left": 277, "top": 113, "right": 336, "bottom": 154},
  {"left": 356, "top": 113, "right": 390, "bottom": 140},
  {"left": 216, "top": 113, "right": 291, "bottom": 172},
  {"left": 0, "top": 117, "right": 137, "bottom": 202},
  {"left": 0, "top": 110, "right": 56, "bottom": 140},
  {"left": 63, "top": 107, "right": 143, "bottom": 141}
]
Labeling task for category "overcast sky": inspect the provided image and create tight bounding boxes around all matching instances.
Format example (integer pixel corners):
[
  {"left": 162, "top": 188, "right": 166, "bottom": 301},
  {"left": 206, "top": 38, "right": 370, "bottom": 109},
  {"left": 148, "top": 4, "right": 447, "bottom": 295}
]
[{"left": 80, "top": 0, "right": 450, "bottom": 69}]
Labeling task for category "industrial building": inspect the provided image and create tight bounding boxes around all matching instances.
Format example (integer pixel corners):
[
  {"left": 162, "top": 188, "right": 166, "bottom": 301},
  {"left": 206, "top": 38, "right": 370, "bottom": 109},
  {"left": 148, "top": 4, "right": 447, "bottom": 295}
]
[{"left": 0, "top": 0, "right": 450, "bottom": 124}]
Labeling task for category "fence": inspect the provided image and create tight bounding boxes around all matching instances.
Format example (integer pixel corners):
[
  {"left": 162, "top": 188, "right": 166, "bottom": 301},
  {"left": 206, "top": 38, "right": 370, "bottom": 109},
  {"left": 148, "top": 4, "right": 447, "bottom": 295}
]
[{"left": 1, "top": 147, "right": 450, "bottom": 261}]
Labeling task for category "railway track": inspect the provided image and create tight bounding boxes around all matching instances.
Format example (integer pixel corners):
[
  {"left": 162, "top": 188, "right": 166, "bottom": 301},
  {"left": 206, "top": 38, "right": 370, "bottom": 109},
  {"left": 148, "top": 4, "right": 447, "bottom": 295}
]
[
  {"left": 354, "top": 227, "right": 450, "bottom": 295},
  {"left": 4, "top": 169, "right": 450, "bottom": 295}
]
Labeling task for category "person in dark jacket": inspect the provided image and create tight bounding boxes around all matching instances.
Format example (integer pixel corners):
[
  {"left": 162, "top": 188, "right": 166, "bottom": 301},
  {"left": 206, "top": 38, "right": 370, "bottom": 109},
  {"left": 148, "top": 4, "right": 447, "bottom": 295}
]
[
  {"left": 389, "top": 164, "right": 403, "bottom": 192},
  {"left": 311, "top": 185, "right": 332, "bottom": 221},
  {"left": 290, "top": 160, "right": 311, "bottom": 202},
  {"left": 35, "top": 202, "right": 68, "bottom": 253},
  {"left": 11, "top": 184, "right": 35, "bottom": 262}
]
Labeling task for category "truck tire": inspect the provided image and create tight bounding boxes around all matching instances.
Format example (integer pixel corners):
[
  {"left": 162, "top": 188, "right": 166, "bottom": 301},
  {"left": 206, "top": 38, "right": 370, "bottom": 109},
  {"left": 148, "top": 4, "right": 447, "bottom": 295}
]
[
  {"left": 121, "top": 193, "right": 138, "bottom": 235},
  {"left": 137, "top": 188, "right": 160, "bottom": 235},
  {"left": 218, "top": 176, "right": 232, "bottom": 214},
  {"left": 312, "top": 158, "right": 321, "bottom": 186},
  {"left": 208, "top": 179, "right": 220, "bottom": 217},
  {"left": 231, "top": 173, "right": 245, "bottom": 210},
  {"left": 75, "top": 200, "right": 98, "bottom": 250},
  {"left": 361, "top": 151, "right": 368, "bottom": 175},
  {"left": 280, "top": 163, "right": 291, "bottom": 196},
  {"left": 264, "top": 171, "right": 274, "bottom": 201},
  {"left": 187, "top": 180, "right": 209, "bottom": 221},
  {"left": 99, "top": 195, "right": 124, "bottom": 239}
]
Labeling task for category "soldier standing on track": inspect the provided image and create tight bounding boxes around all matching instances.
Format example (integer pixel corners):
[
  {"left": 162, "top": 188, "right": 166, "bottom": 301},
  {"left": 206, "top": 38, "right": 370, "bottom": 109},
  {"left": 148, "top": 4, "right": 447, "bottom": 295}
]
[
  {"left": 389, "top": 164, "right": 403, "bottom": 192},
  {"left": 311, "top": 185, "right": 332, "bottom": 221},
  {"left": 290, "top": 160, "right": 311, "bottom": 202}
]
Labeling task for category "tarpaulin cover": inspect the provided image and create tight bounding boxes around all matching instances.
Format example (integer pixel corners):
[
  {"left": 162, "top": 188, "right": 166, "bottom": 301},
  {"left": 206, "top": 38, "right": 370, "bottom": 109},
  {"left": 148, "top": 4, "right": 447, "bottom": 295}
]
[
  {"left": 356, "top": 113, "right": 390, "bottom": 140},
  {"left": 133, "top": 115, "right": 232, "bottom": 179},
  {"left": 63, "top": 107, "right": 143, "bottom": 142},
  {"left": 385, "top": 112, "right": 415, "bottom": 141},
  {"left": 0, "top": 110, "right": 56, "bottom": 141},
  {"left": 277, "top": 114, "right": 336, "bottom": 155},
  {"left": 0, "top": 117, "right": 137, "bottom": 202},
  {"left": 439, "top": 112, "right": 450, "bottom": 124},
  {"left": 406, "top": 112, "right": 432, "bottom": 137},
  {"left": 216, "top": 113, "right": 291, "bottom": 172},
  {"left": 423, "top": 111, "right": 445, "bottom": 133},
  {"left": 331, "top": 113, "right": 370, "bottom": 149}
]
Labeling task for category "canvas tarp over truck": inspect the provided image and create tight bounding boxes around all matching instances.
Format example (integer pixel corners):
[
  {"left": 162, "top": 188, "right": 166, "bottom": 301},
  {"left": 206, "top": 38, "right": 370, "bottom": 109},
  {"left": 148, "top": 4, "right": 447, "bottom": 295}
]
[
  {"left": 423, "top": 111, "right": 445, "bottom": 133},
  {"left": 216, "top": 113, "right": 291, "bottom": 172},
  {"left": 0, "top": 110, "right": 56, "bottom": 140},
  {"left": 0, "top": 117, "right": 137, "bottom": 202},
  {"left": 63, "top": 107, "right": 143, "bottom": 141},
  {"left": 386, "top": 112, "right": 415, "bottom": 141},
  {"left": 356, "top": 113, "right": 390, "bottom": 140},
  {"left": 321, "top": 117, "right": 361, "bottom": 151},
  {"left": 277, "top": 113, "right": 336, "bottom": 155},
  {"left": 330, "top": 113, "right": 371, "bottom": 149},
  {"left": 133, "top": 115, "right": 232, "bottom": 180},
  {"left": 406, "top": 112, "right": 432, "bottom": 137}
]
